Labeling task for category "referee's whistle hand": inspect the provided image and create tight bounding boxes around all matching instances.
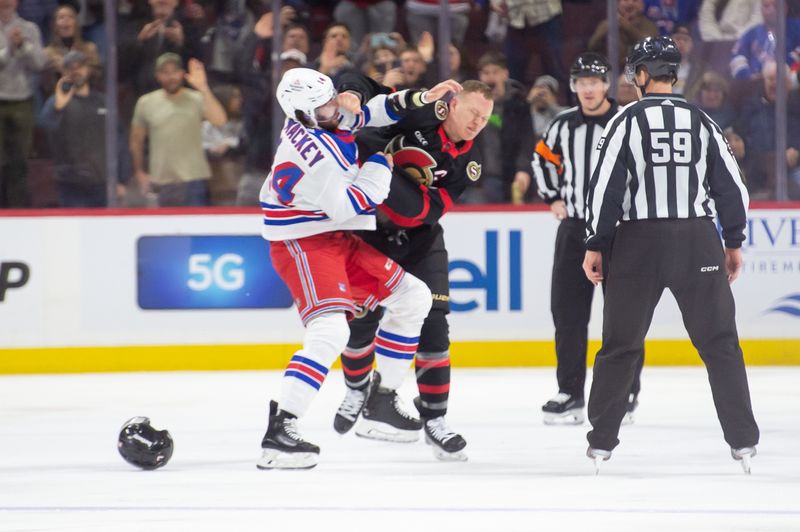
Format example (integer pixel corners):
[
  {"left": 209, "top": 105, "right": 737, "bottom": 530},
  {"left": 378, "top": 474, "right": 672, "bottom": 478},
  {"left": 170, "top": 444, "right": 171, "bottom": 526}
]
[
  {"left": 583, "top": 250, "right": 604, "bottom": 286},
  {"left": 725, "top": 248, "right": 743, "bottom": 284}
]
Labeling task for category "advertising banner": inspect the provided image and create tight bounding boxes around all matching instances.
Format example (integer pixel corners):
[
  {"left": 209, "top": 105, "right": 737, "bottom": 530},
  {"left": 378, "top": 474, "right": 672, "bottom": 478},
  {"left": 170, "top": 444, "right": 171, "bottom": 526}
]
[{"left": 0, "top": 207, "right": 797, "bottom": 371}]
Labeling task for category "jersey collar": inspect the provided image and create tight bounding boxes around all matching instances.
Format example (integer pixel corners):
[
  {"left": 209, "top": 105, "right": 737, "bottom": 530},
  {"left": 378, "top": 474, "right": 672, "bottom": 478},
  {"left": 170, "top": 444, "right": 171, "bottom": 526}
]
[
  {"left": 576, "top": 98, "right": 619, "bottom": 125},
  {"left": 437, "top": 125, "right": 473, "bottom": 158},
  {"left": 641, "top": 93, "right": 687, "bottom": 101}
]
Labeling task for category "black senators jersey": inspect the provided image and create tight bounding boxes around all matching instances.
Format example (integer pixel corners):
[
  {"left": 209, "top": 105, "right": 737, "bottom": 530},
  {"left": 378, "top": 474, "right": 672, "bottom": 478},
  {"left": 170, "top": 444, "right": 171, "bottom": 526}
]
[{"left": 356, "top": 99, "right": 483, "bottom": 228}]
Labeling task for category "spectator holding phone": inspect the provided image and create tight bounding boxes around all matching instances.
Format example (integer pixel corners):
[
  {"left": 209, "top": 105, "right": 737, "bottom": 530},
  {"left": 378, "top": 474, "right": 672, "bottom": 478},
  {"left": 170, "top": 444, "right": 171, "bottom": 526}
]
[
  {"left": 365, "top": 44, "right": 404, "bottom": 88},
  {"left": 334, "top": 1, "right": 397, "bottom": 52},
  {"left": 527, "top": 74, "right": 565, "bottom": 139},
  {"left": 125, "top": 0, "right": 202, "bottom": 96},
  {"left": 41, "top": 51, "right": 111, "bottom": 208}
]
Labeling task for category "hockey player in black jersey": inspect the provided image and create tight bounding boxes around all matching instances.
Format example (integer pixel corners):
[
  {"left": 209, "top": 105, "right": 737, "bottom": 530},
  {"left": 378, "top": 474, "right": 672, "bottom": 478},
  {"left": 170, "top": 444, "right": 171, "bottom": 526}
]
[{"left": 332, "top": 78, "right": 493, "bottom": 461}]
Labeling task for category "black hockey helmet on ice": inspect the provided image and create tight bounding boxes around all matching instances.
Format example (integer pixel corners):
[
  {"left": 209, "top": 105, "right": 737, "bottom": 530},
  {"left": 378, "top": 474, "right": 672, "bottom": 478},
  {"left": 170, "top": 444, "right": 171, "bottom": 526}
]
[
  {"left": 117, "top": 416, "right": 173, "bottom": 470},
  {"left": 624, "top": 36, "right": 681, "bottom": 86}
]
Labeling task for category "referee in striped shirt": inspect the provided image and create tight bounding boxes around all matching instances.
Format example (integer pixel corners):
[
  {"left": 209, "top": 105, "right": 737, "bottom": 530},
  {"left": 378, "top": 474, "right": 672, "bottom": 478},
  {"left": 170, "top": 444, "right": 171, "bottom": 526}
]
[
  {"left": 533, "top": 52, "right": 643, "bottom": 426},
  {"left": 583, "top": 37, "right": 760, "bottom": 472}
]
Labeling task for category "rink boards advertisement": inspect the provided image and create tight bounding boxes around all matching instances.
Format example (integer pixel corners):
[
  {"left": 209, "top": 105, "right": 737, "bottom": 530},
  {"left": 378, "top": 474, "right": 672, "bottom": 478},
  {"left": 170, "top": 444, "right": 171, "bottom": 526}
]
[{"left": 0, "top": 206, "right": 798, "bottom": 372}]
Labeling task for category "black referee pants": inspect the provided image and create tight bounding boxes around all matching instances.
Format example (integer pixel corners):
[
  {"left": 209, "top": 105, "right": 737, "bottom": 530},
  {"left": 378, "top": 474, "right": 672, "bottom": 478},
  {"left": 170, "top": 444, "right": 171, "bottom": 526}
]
[
  {"left": 551, "top": 219, "right": 642, "bottom": 399},
  {"left": 587, "top": 218, "right": 760, "bottom": 451}
]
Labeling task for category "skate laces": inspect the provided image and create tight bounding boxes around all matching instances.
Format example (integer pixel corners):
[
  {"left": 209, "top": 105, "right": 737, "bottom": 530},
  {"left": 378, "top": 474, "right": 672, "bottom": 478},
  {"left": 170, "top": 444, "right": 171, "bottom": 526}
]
[
  {"left": 548, "top": 392, "right": 572, "bottom": 405},
  {"left": 281, "top": 417, "right": 304, "bottom": 442},
  {"left": 391, "top": 395, "right": 417, "bottom": 420},
  {"left": 339, "top": 388, "right": 366, "bottom": 418},
  {"left": 426, "top": 416, "right": 458, "bottom": 443}
]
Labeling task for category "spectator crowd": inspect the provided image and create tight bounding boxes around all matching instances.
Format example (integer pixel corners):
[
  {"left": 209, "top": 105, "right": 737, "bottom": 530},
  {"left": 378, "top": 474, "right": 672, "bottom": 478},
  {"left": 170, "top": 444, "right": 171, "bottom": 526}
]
[{"left": 1, "top": 0, "right": 800, "bottom": 209}]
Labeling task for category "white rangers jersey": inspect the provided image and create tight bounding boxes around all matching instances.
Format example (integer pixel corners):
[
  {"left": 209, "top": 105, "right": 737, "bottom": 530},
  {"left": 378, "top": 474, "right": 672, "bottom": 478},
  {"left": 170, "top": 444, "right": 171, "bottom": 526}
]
[{"left": 260, "top": 92, "right": 408, "bottom": 241}]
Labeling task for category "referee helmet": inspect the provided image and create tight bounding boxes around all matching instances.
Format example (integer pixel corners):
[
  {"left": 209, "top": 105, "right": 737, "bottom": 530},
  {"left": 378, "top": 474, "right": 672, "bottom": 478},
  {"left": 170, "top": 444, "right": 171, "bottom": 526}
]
[
  {"left": 624, "top": 36, "right": 681, "bottom": 89},
  {"left": 569, "top": 53, "right": 611, "bottom": 93}
]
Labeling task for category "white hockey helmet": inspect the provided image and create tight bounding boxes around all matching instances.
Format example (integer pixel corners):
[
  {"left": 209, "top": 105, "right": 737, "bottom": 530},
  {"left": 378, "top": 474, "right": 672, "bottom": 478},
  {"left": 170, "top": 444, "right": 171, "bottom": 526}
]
[{"left": 277, "top": 68, "right": 337, "bottom": 126}]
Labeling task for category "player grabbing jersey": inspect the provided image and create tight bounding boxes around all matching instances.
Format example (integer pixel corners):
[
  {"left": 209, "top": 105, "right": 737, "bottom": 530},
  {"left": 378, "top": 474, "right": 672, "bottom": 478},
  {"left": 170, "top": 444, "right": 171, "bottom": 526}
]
[
  {"left": 332, "top": 79, "right": 494, "bottom": 462},
  {"left": 256, "top": 68, "right": 461, "bottom": 469}
]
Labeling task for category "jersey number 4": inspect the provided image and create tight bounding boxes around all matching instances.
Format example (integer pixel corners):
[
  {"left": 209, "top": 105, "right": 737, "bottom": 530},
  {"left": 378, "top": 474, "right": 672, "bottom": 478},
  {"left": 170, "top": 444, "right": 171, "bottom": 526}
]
[
  {"left": 651, "top": 131, "right": 692, "bottom": 165},
  {"left": 272, "top": 162, "right": 305, "bottom": 205}
]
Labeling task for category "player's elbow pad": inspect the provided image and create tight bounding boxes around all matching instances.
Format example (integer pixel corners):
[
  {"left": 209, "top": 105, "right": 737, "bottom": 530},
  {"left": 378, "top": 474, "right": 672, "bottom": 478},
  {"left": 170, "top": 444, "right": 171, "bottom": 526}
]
[{"left": 353, "top": 154, "right": 392, "bottom": 205}]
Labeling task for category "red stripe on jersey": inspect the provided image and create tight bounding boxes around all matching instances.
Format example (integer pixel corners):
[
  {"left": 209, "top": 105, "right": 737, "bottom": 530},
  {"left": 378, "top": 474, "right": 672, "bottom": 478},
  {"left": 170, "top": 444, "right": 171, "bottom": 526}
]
[
  {"left": 378, "top": 183, "right": 431, "bottom": 228},
  {"left": 263, "top": 208, "right": 326, "bottom": 218},
  {"left": 439, "top": 188, "right": 454, "bottom": 214}
]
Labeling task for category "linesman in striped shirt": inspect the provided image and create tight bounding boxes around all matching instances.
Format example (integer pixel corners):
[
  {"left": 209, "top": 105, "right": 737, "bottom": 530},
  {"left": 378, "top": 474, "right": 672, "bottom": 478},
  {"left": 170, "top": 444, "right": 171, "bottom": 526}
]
[
  {"left": 582, "top": 37, "right": 760, "bottom": 473},
  {"left": 533, "top": 53, "right": 643, "bottom": 426}
]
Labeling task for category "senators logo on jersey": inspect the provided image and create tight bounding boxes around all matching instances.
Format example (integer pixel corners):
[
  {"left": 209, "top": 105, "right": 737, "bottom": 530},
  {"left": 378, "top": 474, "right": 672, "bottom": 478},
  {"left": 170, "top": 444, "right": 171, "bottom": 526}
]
[
  {"left": 434, "top": 100, "right": 449, "bottom": 121},
  {"left": 466, "top": 161, "right": 481, "bottom": 181},
  {"left": 386, "top": 135, "right": 438, "bottom": 186}
]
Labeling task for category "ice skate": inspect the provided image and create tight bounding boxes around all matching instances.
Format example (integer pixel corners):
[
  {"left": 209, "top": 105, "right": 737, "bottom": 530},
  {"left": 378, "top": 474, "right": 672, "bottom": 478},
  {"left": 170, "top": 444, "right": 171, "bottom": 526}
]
[
  {"left": 731, "top": 446, "right": 756, "bottom": 475},
  {"left": 587, "top": 446, "right": 612, "bottom": 475},
  {"left": 541, "top": 393, "right": 585, "bottom": 425},
  {"left": 356, "top": 373, "right": 422, "bottom": 443},
  {"left": 414, "top": 397, "right": 467, "bottom": 461},
  {"left": 257, "top": 401, "right": 319, "bottom": 470},
  {"left": 621, "top": 393, "right": 639, "bottom": 425},
  {"left": 333, "top": 386, "right": 368, "bottom": 435}
]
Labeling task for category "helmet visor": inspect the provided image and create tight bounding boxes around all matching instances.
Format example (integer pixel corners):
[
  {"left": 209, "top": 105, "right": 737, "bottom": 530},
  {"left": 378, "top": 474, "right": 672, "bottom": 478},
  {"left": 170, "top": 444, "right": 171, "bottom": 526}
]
[{"left": 314, "top": 92, "right": 339, "bottom": 123}]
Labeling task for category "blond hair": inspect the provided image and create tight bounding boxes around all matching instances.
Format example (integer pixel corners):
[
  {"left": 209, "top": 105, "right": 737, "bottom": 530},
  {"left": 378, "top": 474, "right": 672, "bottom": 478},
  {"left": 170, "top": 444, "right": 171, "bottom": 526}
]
[{"left": 459, "top": 80, "right": 493, "bottom": 100}]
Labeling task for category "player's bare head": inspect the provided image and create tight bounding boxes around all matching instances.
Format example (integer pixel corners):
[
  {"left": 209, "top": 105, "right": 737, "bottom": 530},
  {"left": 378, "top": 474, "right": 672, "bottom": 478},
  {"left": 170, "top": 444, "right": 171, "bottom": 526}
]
[{"left": 445, "top": 80, "right": 493, "bottom": 142}]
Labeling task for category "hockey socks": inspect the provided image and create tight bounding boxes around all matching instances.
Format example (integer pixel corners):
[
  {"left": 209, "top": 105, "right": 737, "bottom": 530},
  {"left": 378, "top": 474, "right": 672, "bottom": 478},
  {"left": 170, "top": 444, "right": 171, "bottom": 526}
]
[
  {"left": 374, "top": 329, "right": 419, "bottom": 390},
  {"left": 341, "top": 344, "right": 375, "bottom": 390},
  {"left": 414, "top": 350, "right": 450, "bottom": 418},
  {"left": 279, "top": 312, "right": 348, "bottom": 417},
  {"left": 341, "top": 328, "right": 421, "bottom": 393}
]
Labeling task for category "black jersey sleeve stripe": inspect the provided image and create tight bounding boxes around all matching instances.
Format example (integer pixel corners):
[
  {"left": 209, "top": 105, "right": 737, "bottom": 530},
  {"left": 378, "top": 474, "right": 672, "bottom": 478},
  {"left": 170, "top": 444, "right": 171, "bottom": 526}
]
[
  {"left": 687, "top": 106, "right": 702, "bottom": 218},
  {"left": 702, "top": 114, "right": 750, "bottom": 248}
]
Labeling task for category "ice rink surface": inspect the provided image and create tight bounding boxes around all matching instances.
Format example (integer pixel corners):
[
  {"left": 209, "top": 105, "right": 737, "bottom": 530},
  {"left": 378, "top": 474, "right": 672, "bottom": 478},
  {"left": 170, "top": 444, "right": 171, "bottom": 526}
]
[{"left": 1, "top": 367, "right": 798, "bottom": 532}]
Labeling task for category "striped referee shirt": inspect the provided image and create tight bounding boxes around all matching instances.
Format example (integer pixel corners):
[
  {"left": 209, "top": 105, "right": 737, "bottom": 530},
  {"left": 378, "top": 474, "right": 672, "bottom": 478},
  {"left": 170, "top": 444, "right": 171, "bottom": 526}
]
[
  {"left": 585, "top": 93, "right": 749, "bottom": 251},
  {"left": 532, "top": 100, "right": 619, "bottom": 219}
]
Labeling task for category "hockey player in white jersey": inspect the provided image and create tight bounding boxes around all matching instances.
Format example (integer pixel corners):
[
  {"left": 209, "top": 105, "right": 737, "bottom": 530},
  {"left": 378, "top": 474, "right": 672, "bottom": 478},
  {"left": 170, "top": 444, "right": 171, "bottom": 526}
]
[{"left": 257, "top": 68, "right": 462, "bottom": 469}]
